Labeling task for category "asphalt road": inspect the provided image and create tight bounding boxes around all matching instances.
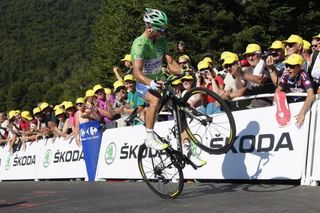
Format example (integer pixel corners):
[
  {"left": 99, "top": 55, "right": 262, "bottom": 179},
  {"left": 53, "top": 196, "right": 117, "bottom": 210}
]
[{"left": 0, "top": 181, "right": 320, "bottom": 213}]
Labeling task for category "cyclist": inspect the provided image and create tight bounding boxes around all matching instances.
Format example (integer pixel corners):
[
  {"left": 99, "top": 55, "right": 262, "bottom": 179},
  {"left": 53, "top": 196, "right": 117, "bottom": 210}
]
[{"left": 131, "top": 8, "right": 206, "bottom": 167}]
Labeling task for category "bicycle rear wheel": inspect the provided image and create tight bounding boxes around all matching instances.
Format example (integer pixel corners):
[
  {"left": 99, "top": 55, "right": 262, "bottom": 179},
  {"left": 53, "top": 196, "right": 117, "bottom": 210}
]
[
  {"left": 137, "top": 144, "right": 184, "bottom": 199},
  {"left": 181, "top": 87, "right": 236, "bottom": 154}
]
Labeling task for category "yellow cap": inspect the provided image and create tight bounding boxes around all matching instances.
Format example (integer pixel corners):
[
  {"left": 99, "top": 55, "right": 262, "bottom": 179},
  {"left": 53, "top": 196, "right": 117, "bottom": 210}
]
[
  {"left": 113, "top": 80, "right": 125, "bottom": 92},
  {"left": 284, "top": 54, "right": 304, "bottom": 66},
  {"left": 76, "top": 97, "right": 85, "bottom": 104},
  {"left": 64, "top": 101, "right": 74, "bottom": 110},
  {"left": 222, "top": 53, "right": 239, "bottom": 66},
  {"left": 197, "top": 60, "right": 210, "bottom": 70},
  {"left": 55, "top": 108, "right": 66, "bottom": 116},
  {"left": 243, "top": 43, "right": 261, "bottom": 55},
  {"left": 202, "top": 57, "right": 214, "bottom": 64},
  {"left": 93, "top": 84, "right": 104, "bottom": 93},
  {"left": 120, "top": 54, "right": 132, "bottom": 62},
  {"left": 178, "top": 54, "right": 191, "bottom": 62},
  {"left": 303, "top": 40, "right": 311, "bottom": 50},
  {"left": 312, "top": 33, "right": 320, "bottom": 39},
  {"left": 21, "top": 111, "right": 33, "bottom": 121},
  {"left": 85, "top": 89, "right": 95, "bottom": 98},
  {"left": 124, "top": 74, "right": 134, "bottom": 82},
  {"left": 269, "top": 40, "right": 285, "bottom": 50},
  {"left": 171, "top": 78, "right": 182, "bottom": 85},
  {"left": 219, "top": 51, "right": 233, "bottom": 62},
  {"left": 8, "top": 110, "right": 17, "bottom": 120},
  {"left": 285, "top": 34, "right": 303, "bottom": 45},
  {"left": 39, "top": 102, "right": 49, "bottom": 111},
  {"left": 53, "top": 105, "right": 61, "bottom": 111},
  {"left": 104, "top": 88, "right": 112, "bottom": 95},
  {"left": 33, "top": 107, "right": 41, "bottom": 115},
  {"left": 182, "top": 75, "right": 193, "bottom": 80}
]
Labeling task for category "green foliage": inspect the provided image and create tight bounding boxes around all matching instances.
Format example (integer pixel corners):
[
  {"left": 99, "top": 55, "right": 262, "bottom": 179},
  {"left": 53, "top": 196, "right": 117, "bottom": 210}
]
[{"left": 1, "top": 0, "right": 320, "bottom": 112}]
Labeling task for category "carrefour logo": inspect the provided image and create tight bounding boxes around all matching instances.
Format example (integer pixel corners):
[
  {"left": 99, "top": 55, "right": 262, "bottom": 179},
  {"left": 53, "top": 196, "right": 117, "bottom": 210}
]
[
  {"left": 81, "top": 126, "right": 99, "bottom": 141},
  {"left": 105, "top": 142, "right": 117, "bottom": 165},
  {"left": 43, "top": 149, "right": 52, "bottom": 168}
]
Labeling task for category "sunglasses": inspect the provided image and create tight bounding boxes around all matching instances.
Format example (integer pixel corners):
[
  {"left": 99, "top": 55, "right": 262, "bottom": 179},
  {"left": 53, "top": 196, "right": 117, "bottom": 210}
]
[
  {"left": 156, "top": 28, "right": 166, "bottom": 33},
  {"left": 285, "top": 64, "right": 297, "bottom": 69},
  {"left": 286, "top": 43, "right": 296, "bottom": 48},
  {"left": 271, "top": 52, "right": 279, "bottom": 57},
  {"left": 178, "top": 61, "right": 188, "bottom": 65},
  {"left": 311, "top": 45, "right": 318, "bottom": 48}
]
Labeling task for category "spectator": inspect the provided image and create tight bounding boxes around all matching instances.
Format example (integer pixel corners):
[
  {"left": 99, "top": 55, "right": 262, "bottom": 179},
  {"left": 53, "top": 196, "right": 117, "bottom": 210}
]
[
  {"left": 7, "top": 110, "right": 21, "bottom": 153},
  {"left": 113, "top": 80, "right": 128, "bottom": 112},
  {"left": 284, "top": 34, "right": 307, "bottom": 71},
  {"left": 93, "top": 84, "right": 117, "bottom": 128},
  {"left": 19, "top": 111, "right": 37, "bottom": 148},
  {"left": 113, "top": 54, "right": 133, "bottom": 81},
  {"left": 178, "top": 55, "right": 195, "bottom": 72},
  {"left": 176, "top": 40, "right": 193, "bottom": 66},
  {"left": 265, "top": 40, "right": 286, "bottom": 86},
  {"left": 302, "top": 40, "right": 312, "bottom": 67},
  {"left": 242, "top": 43, "right": 274, "bottom": 108},
  {"left": 51, "top": 108, "right": 70, "bottom": 138},
  {"left": 123, "top": 74, "right": 145, "bottom": 125},
  {"left": 312, "top": 33, "right": 320, "bottom": 52},
  {"left": 171, "top": 78, "right": 182, "bottom": 97},
  {"left": 64, "top": 101, "right": 81, "bottom": 146},
  {"left": 0, "top": 112, "right": 9, "bottom": 145},
  {"left": 198, "top": 60, "right": 225, "bottom": 114},
  {"left": 277, "top": 54, "right": 315, "bottom": 128}
]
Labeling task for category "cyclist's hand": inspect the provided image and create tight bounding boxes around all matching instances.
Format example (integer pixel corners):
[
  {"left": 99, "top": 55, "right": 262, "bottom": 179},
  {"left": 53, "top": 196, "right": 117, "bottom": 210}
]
[{"left": 149, "top": 80, "right": 164, "bottom": 90}]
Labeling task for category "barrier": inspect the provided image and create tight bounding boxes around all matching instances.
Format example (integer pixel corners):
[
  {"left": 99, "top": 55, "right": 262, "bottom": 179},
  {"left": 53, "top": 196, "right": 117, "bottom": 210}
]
[
  {"left": 95, "top": 101, "right": 309, "bottom": 180},
  {"left": 0, "top": 94, "right": 319, "bottom": 185}
]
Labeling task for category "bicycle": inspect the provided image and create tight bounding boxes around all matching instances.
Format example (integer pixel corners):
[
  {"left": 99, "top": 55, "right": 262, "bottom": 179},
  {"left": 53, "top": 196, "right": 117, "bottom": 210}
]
[{"left": 126, "top": 72, "right": 236, "bottom": 199}]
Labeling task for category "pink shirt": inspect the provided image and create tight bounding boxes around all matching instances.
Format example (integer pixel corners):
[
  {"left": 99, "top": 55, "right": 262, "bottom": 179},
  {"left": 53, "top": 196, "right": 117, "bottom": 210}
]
[
  {"left": 69, "top": 111, "right": 79, "bottom": 128},
  {"left": 97, "top": 97, "right": 114, "bottom": 124}
]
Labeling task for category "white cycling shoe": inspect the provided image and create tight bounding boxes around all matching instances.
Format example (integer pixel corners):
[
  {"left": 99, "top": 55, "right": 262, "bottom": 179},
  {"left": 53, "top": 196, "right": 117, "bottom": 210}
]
[
  {"left": 145, "top": 137, "right": 169, "bottom": 151},
  {"left": 183, "top": 144, "right": 207, "bottom": 167}
]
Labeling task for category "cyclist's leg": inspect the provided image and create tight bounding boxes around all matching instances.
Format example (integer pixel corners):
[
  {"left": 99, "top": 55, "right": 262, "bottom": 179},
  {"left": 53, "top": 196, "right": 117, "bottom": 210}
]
[
  {"left": 180, "top": 118, "right": 207, "bottom": 167},
  {"left": 136, "top": 82, "right": 169, "bottom": 150}
]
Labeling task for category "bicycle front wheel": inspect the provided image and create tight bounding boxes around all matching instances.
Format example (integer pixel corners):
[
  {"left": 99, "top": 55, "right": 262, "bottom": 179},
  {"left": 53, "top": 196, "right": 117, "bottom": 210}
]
[
  {"left": 137, "top": 144, "right": 184, "bottom": 199},
  {"left": 181, "top": 87, "right": 236, "bottom": 154}
]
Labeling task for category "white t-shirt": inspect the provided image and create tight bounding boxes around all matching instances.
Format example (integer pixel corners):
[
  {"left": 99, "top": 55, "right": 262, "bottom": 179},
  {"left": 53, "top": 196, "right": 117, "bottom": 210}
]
[{"left": 311, "top": 54, "right": 320, "bottom": 81}]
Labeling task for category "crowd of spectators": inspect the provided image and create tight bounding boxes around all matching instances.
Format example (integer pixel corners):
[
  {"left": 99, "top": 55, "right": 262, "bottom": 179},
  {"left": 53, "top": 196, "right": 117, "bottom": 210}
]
[{"left": 1, "top": 33, "right": 320, "bottom": 153}]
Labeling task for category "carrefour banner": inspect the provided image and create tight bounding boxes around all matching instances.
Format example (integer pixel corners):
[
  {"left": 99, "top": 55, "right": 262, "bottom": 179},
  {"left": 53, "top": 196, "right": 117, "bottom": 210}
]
[
  {"left": 37, "top": 137, "right": 87, "bottom": 179},
  {"left": 80, "top": 121, "right": 102, "bottom": 181},
  {"left": 96, "top": 101, "right": 309, "bottom": 180},
  {"left": 0, "top": 141, "right": 42, "bottom": 180}
]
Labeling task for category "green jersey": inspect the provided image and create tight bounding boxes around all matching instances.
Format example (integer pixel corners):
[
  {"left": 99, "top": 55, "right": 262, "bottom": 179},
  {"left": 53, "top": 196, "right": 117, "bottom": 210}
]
[{"left": 131, "top": 34, "right": 167, "bottom": 81}]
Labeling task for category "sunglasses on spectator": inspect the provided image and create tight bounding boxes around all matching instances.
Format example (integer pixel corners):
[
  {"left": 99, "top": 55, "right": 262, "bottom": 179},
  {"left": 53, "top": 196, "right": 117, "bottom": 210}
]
[
  {"left": 245, "top": 53, "right": 257, "bottom": 58},
  {"left": 285, "top": 64, "right": 297, "bottom": 69},
  {"left": 286, "top": 43, "right": 296, "bottom": 48},
  {"left": 178, "top": 61, "right": 188, "bottom": 65},
  {"left": 311, "top": 45, "right": 318, "bottom": 48},
  {"left": 271, "top": 52, "right": 279, "bottom": 57},
  {"left": 115, "top": 86, "right": 126, "bottom": 93},
  {"left": 76, "top": 103, "right": 84, "bottom": 106}
]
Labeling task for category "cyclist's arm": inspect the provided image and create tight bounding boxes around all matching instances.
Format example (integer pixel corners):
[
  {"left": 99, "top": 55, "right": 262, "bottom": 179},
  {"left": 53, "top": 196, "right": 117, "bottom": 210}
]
[{"left": 165, "top": 54, "right": 182, "bottom": 75}]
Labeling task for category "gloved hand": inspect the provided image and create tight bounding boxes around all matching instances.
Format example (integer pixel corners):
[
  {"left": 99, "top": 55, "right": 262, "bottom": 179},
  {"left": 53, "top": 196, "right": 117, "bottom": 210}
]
[{"left": 149, "top": 80, "right": 160, "bottom": 90}]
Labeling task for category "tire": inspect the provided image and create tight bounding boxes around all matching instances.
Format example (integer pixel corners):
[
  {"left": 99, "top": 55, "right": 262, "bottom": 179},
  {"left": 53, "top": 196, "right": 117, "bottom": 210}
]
[
  {"left": 137, "top": 144, "right": 184, "bottom": 199},
  {"left": 181, "top": 87, "right": 236, "bottom": 154}
]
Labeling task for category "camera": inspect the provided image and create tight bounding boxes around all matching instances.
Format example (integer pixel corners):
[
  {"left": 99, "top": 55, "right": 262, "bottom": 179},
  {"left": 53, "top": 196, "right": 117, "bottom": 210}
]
[{"left": 261, "top": 51, "right": 278, "bottom": 60}]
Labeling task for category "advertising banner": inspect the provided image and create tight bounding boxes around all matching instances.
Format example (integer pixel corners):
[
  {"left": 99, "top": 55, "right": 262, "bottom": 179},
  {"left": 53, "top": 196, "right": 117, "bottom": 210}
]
[
  {"left": 80, "top": 121, "right": 102, "bottom": 181},
  {"left": 96, "top": 102, "right": 309, "bottom": 180},
  {"left": 0, "top": 141, "right": 42, "bottom": 180},
  {"left": 37, "top": 137, "right": 87, "bottom": 179}
]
